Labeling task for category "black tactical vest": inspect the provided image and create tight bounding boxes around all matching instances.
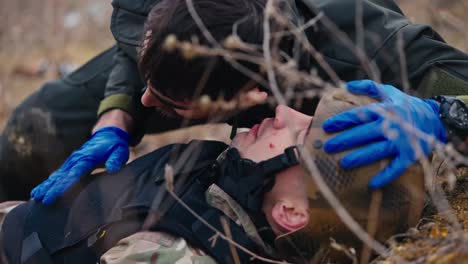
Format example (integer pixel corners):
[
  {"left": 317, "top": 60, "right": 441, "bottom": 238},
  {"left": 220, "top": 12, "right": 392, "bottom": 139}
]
[{"left": 2, "top": 141, "right": 271, "bottom": 264}]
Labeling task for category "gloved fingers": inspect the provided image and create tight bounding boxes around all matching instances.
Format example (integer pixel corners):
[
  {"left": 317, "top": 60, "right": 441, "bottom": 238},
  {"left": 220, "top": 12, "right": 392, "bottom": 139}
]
[
  {"left": 41, "top": 159, "right": 97, "bottom": 205},
  {"left": 30, "top": 171, "right": 62, "bottom": 201},
  {"left": 322, "top": 105, "right": 380, "bottom": 133},
  {"left": 56, "top": 152, "right": 83, "bottom": 172},
  {"left": 324, "top": 121, "right": 384, "bottom": 153},
  {"left": 346, "top": 80, "right": 387, "bottom": 100},
  {"left": 105, "top": 145, "right": 130, "bottom": 174},
  {"left": 42, "top": 186, "right": 66, "bottom": 205},
  {"left": 368, "top": 157, "right": 410, "bottom": 189},
  {"left": 31, "top": 183, "right": 48, "bottom": 201},
  {"left": 34, "top": 126, "right": 131, "bottom": 205},
  {"left": 30, "top": 148, "right": 86, "bottom": 201},
  {"left": 340, "top": 141, "right": 396, "bottom": 169},
  {"left": 66, "top": 158, "right": 98, "bottom": 180}
]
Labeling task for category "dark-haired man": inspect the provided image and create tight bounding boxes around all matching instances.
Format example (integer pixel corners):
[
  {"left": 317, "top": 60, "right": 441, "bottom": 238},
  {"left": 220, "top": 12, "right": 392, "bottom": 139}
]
[{"left": 1, "top": 0, "right": 468, "bottom": 202}]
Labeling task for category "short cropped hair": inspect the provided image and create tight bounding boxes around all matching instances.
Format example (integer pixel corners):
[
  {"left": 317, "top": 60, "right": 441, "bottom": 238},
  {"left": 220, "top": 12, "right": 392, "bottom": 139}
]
[{"left": 139, "top": 0, "right": 267, "bottom": 101}]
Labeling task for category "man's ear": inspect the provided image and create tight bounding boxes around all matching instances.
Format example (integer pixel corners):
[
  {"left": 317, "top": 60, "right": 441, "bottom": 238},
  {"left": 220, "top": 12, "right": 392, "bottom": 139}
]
[{"left": 271, "top": 201, "right": 309, "bottom": 232}]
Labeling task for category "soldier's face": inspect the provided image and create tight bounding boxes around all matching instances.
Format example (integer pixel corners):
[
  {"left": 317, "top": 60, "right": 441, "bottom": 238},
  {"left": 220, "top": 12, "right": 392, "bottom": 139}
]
[
  {"left": 230, "top": 105, "right": 312, "bottom": 162},
  {"left": 231, "top": 105, "right": 312, "bottom": 235}
]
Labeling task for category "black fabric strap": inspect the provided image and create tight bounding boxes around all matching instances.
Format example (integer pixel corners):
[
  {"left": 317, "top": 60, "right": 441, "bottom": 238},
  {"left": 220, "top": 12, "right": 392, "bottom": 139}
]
[
  {"left": 250, "top": 212, "right": 277, "bottom": 247},
  {"left": 230, "top": 117, "right": 238, "bottom": 140},
  {"left": 256, "top": 146, "right": 301, "bottom": 176}
]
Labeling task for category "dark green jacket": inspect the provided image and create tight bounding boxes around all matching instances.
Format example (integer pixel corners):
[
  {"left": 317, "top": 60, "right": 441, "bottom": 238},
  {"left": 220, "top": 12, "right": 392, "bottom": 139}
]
[{"left": 99, "top": 0, "right": 468, "bottom": 131}]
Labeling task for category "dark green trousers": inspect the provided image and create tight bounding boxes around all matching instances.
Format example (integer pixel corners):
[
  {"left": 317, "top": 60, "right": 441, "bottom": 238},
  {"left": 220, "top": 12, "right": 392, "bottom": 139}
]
[{"left": 0, "top": 48, "right": 114, "bottom": 200}]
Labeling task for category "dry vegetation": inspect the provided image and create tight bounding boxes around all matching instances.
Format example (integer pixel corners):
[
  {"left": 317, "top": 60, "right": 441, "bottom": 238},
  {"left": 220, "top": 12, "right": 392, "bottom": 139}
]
[
  {"left": 0, "top": 0, "right": 114, "bottom": 128},
  {"left": 0, "top": 0, "right": 467, "bottom": 263}
]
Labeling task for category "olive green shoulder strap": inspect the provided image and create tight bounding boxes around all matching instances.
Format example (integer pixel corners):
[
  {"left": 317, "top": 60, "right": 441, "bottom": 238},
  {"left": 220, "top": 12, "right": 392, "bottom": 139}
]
[
  {"left": 455, "top": 95, "right": 468, "bottom": 105},
  {"left": 416, "top": 67, "right": 468, "bottom": 98}
]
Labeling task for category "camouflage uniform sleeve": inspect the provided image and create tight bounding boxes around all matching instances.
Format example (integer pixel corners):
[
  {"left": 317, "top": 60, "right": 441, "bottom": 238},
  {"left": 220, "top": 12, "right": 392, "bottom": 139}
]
[{"left": 100, "top": 231, "right": 217, "bottom": 264}]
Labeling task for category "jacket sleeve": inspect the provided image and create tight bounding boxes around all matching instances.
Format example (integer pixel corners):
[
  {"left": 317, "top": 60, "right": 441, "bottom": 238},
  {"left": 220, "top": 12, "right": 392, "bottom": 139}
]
[
  {"left": 353, "top": 0, "right": 468, "bottom": 97},
  {"left": 97, "top": 0, "right": 154, "bottom": 118},
  {"left": 301, "top": 0, "right": 468, "bottom": 97},
  {"left": 97, "top": 47, "right": 162, "bottom": 145},
  {"left": 97, "top": 47, "right": 147, "bottom": 118},
  {"left": 377, "top": 22, "right": 468, "bottom": 98},
  {"left": 97, "top": 0, "right": 175, "bottom": 144}
]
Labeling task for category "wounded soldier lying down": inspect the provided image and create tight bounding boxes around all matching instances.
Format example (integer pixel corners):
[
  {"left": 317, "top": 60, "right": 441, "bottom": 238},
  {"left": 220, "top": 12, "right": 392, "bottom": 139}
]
[{"left": 1, "top": 91, "right": 426, "bottom": 264}]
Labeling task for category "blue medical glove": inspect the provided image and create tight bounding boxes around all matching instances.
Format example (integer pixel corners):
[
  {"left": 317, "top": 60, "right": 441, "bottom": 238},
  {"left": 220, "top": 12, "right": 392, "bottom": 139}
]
[
  {"left": 31, "top": 126, "right": 130, "bottom": 204},
  {"left": 322, "top": 80, "right": 447, "bottom": 189}
]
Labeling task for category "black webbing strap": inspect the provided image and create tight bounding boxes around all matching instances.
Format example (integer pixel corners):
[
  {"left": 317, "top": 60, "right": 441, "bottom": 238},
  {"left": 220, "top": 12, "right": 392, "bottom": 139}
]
[
  {"left": 230, "top": 117, "right": 238, "bottom": 140},
  {"left": 256, "top": 146, "right": 301, "bottom": 175},
  {"left": 21, "top": 232, "right": 53, "bottom": 264}
]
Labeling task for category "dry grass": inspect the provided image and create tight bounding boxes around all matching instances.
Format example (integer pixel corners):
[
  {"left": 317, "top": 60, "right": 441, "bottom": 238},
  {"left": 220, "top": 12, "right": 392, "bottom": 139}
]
[
  {"left": 0, "top": 0, "right": 114, "bottom": 127},
  {"left": 374, "top": 168, "right": 468, "bottom": 263}
]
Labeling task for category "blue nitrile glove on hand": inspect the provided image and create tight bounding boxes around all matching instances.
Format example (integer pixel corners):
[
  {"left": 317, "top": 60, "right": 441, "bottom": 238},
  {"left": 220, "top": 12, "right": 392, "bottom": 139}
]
[
  {"left": 322, "top": 80, "right": 447, "bottom": 189},
  {"left": 31, "top": 126, "right": 130, "bottom": 204}
]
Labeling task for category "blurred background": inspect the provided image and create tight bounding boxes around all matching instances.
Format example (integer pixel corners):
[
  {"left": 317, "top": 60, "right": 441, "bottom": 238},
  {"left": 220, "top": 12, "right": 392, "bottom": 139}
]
[{"left": 0, "top": 0, "right": 113, "bottom": 128}]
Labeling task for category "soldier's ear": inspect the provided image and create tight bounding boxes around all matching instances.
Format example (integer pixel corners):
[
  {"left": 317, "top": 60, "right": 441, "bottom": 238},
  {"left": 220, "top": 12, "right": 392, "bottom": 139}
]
[{"left": 271, "top": 200, "right": 308, "bottom": 232}]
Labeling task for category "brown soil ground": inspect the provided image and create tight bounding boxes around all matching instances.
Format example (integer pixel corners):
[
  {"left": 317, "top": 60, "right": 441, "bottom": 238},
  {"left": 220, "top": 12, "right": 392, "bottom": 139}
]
[{"left": 377, "top": 168, "right": 468, "bottom": 263}]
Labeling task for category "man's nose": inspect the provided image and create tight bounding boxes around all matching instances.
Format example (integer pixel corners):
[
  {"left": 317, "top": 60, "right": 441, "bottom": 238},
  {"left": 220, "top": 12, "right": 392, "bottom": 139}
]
[{"left": 141, "top": 88, "right": 163, "bottom": 107}]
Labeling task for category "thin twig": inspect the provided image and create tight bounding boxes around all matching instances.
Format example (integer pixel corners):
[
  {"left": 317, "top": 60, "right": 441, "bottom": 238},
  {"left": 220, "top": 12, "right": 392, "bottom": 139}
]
[
  {"left": 360, "top": 190, "right": 382, "bottom": 264},
  {"left": 221, "top": 216, "right": 242, "bottom": 264},
  {"left": 263, "top": 0, "right": 287, "bottom": 105},
  {"left": 355, "top": 0, "right": 365, "bottom": 53},
  {"left": 396, "top": 31, "right": 410, "bottom": 93}
]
